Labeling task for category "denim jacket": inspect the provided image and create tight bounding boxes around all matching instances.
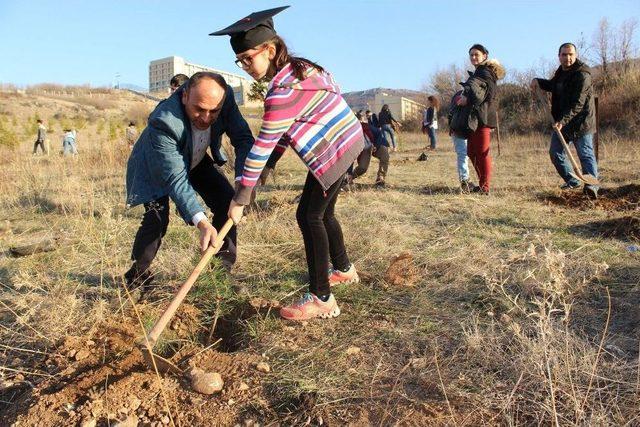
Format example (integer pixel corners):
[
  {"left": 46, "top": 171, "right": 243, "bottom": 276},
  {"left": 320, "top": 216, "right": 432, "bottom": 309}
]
[{"left": 125, "top": 85, "right": 254, "bottom": 223}]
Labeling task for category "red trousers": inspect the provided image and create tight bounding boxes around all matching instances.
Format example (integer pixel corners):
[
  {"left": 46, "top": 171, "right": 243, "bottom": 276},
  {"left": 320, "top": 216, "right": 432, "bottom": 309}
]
[{"left": 467, "top": 126, "right": 492, "bottom": 191}]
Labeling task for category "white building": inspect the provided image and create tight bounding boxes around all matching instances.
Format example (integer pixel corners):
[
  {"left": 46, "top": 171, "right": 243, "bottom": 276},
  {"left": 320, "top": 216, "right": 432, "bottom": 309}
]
[
  {"left": 373, "top": 92, "right": 425, "bottom": 121},
  {"left": 148, "top": 56, "right": 255, "bottom": 105}
]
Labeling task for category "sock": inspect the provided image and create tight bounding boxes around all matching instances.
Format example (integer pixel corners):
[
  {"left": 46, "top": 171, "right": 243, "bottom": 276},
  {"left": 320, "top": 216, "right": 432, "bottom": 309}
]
[{"left": 317, "top": 294, "right": 331, "bottom": 302}]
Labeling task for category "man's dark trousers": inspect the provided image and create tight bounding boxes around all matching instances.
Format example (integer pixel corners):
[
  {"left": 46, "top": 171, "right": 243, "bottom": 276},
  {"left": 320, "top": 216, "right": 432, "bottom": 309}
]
[{"left": 124, "top": 155, "right": 236, "bottom": 285}]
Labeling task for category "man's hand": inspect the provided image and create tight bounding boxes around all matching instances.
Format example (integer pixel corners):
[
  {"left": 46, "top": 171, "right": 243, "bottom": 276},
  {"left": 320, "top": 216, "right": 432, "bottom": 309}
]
[
  {"left": 259, "top": 167, "right": 273, "bottom": 185},
  {"left": 228, "top": 199, "right": 245, "bottom": 225},
  {"left": 456, "top": 95, "right": 468, "bottom": 106},
  {"left": 554, "top": 122, "right": 563, "bottom": 131},
  {"left": 196, "top": 218, "right": 218, "bottom": 253}
]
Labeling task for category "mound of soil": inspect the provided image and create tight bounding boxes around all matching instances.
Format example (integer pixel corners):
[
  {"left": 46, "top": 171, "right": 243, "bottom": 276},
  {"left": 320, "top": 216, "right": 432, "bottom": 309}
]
[
  {"left": 0, "top": 304, "right": 273, "bottom": 426},
  {"left": 573, "top": 215, "right": 640, "bottom": 241},
  {"left": 385, "top": 251, "right": 419, "bottom": 286},
  {"left": 539, "top": 184, "right": 640, "bottom": 211}
]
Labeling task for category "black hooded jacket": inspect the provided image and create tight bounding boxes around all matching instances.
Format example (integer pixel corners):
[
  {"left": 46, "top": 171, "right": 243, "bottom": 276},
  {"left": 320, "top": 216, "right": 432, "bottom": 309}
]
[
  {"left": 463, "top": 59, "right": 504, "bottom": 129},
  {"left": 536, "top": 59, "right": 596, "bottom": 140}
]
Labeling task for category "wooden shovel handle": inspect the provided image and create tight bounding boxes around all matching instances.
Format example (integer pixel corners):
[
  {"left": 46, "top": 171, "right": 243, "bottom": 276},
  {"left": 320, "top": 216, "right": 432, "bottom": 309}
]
[{"left": 146, "top": 218, "right": 234, "bottom": 346}]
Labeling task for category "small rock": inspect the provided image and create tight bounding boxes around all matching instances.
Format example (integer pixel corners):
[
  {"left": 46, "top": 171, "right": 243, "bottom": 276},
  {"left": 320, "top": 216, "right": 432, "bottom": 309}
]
[
  {"left": 67, "top": 349, "right": 77, "bottom": 359},
  {"left": 86, "top": 340, "right": 95, "bottom": 346},
  {"left": 346, "top": 346, "right": 360, "bottom": 356},
  {"left": 238, "top": 382, "right": 249, "bottom": 391},
  {"left": 487, "top": 311, "right": 495, "bottom": 317},
  {"left": 161, "top": 416, "right": 170, "bottom": 425},
  {"left": 256, "top": 362, "right": 270, "bottom": 373},
  {"left": 118, "top": 407, "right": 129, "bottom": 415},
  {"left": 244, "top": 419, "right": 255, "bottom": 427},
  {"left": 228, "top": 398, "right": 235, "bottom": 406},
  {"left": 347, "top": 368, "right": 358, "bottom": 375},
  {"left": 301, "top": 321, "right": 309, "bottom": 327},
  {"left": 191, "top": 370, "right": 224, "bottom": 395},
  {"left": 75, "top": 349, "right": 90, "bottom": 361}
]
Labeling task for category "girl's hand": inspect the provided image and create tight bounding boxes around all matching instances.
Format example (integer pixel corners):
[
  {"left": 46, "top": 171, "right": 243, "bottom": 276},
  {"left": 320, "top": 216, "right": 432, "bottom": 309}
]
[{"left": 228, "top": 200, "right": 245, "bottom": 225}]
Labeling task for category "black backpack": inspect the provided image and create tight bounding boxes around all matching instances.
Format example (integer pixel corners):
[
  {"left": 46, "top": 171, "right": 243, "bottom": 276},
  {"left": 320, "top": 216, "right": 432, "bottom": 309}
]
[{"left": 447, "top": 89, "right": 478, "bottom": 137}]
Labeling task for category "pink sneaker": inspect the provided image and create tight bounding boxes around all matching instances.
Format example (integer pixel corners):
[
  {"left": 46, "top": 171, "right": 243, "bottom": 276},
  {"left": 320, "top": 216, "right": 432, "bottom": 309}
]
[
  {"left": 279, "top": 293, "right": 341, "bottom": 321},
  {"left": 329, "top": 264, "right": 360, "bottom": 287}
]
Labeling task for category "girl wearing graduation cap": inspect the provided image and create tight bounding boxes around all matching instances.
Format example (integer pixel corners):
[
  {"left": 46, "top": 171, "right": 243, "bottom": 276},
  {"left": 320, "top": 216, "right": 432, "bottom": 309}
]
[{"left": 212, "top": 6, "right": 365, "bottom": 321}]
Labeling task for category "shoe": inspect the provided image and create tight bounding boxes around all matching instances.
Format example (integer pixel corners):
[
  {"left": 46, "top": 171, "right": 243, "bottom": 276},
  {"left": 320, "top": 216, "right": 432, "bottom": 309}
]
[
  {"left": 583, "top": 186, "right": 598, "bottom": 200},
  {"left": 279, "top": 292, "right": 341, "bottom": 321},
  {"left": 560, "top": 181, "right": 580, "bottom": 190},
  {"left": 123, "top": 265, "right": 154, "bottom": 296},
  {"left": 329, "top": 264, "right": 360, "bottom": 287},
  {"left": 375, "top": 180, "right": 385, "bottom": 188},
  {"left": 472, "top": 186, "right": 490, "bottom": 195},
  {"left": 460, "top": 180, "right": 472, "bottom": 193}
]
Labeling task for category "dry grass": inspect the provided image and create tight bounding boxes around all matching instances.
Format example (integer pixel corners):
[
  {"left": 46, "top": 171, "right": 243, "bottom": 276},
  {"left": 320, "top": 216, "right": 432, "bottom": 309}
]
[{"left": 0, "top": 91, "right": 639, "bottom": 425}]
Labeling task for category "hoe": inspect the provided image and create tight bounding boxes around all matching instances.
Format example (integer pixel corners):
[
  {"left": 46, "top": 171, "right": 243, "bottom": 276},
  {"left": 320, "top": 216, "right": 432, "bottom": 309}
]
[{"left": 139, "top": 218, "right": 234, "bottom": 374}]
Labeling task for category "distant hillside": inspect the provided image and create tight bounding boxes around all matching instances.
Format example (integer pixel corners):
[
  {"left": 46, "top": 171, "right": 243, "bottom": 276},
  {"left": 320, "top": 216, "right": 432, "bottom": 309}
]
[{"left": 343, "top": 87, "right": 427, "bottom": 112}]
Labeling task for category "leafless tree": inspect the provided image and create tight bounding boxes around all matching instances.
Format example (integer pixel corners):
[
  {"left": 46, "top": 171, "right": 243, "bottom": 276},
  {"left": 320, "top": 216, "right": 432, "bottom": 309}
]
[{"left": 593, "top": 17, "right": 613, "bottom": 85}]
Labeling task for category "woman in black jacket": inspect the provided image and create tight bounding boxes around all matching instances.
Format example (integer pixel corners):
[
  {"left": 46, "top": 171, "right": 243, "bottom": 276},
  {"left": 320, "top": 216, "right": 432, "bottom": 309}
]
[{"left": 455, "top": 44, "right": 505, "bottom": 194}]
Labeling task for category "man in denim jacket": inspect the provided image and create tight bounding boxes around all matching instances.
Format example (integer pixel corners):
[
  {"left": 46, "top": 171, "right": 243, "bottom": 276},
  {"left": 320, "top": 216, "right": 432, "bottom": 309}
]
[{"left": 124, "top": 72, "right": 253, "bottom": 291}]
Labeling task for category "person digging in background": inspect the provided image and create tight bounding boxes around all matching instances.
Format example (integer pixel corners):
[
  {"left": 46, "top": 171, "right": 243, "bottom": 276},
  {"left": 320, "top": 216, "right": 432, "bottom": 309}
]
[
  {"left": 423, "top": 95, "right": 439, "bottom": 150},
  {"left": 124, "top": 72, "right": 254, "bottom": 295},
  {"left": 62, "top": 128, "right": 78, "bottom": 157},
  {"left": 211, "top": 6, "right": 364, "bottom": 321},
  {"left": 530, "top": 42, "right": 599, "bottom": 199},
  {"left": 455, "top": 43, "right": 505, "bottom": 195}
]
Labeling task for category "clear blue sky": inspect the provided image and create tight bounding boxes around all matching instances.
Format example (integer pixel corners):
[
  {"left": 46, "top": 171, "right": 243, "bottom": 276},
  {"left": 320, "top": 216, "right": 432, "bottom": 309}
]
[{"left": 0, "top": 0, "right": 638, "bottom": 92}]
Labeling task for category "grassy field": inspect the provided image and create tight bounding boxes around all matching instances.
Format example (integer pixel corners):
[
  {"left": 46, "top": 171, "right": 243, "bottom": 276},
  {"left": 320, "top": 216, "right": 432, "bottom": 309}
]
[{"left": 0, "top": 91, "right": 639, "bottom": 426}]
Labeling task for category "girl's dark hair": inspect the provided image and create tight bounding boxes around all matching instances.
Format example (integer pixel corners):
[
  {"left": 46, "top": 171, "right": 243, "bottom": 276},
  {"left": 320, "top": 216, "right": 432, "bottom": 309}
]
[
  {"left": 469, "top": 43, "right": 489, "bottom": 55},
  {"left": 268, "top": 35, "right": 324, "bottom": 80},
  {"left": 427, "top": 95, "right": 440, "bottom": 109}
]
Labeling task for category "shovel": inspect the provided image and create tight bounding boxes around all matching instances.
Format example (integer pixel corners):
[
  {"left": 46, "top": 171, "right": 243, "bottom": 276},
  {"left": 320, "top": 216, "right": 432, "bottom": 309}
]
[
  {"left": 533, "top": 87, "right": 599, "bottom": 186},
  {"left": 140, "top": 218, "right": 234, "bottom": 375}
]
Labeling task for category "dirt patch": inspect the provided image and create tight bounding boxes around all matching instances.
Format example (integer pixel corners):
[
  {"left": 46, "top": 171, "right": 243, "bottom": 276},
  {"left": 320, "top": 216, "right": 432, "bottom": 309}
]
[
  {"left": 385, "top": 251, "right": 419, "bottom": 286},
  {"left": 539, "top": 184, "right": 640, "bottom": 212},
  {"left": 572, "top": 215, "right": 640, "bottom": 241},
  {"left": 0, "top": 304, "right": 276, "bottom": 426}
]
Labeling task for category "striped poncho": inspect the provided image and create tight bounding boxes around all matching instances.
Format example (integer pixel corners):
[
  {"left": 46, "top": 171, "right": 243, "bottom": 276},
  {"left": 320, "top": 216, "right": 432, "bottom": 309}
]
[{"left": 234, "top": 63, "right": 365, "bottom": 205}]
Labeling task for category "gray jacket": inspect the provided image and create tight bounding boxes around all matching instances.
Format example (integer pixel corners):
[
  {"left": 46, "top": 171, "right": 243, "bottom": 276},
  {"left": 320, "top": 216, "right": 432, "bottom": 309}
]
[{"left": 125, "top": 85, "right": 253, "bottom": 223}]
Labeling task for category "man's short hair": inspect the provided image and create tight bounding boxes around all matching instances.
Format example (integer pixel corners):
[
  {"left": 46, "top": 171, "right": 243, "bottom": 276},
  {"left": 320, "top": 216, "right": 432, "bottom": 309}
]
[
  {"left": 170, "top": 73, "right": 189, "bottom": 88},
  {"left": 365, "top": 110, "right": 371, "bottom": 114},
  {"left": 558, "top": 42, "right": 577, "bottom": 54},
  {"left": 186, "top": 72, "right": 227, "bottom": 92}
]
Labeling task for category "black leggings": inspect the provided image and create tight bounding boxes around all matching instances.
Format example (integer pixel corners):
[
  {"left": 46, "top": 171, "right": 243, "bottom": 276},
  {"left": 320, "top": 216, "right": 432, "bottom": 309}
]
[{"left": 296, "top": 172, "right": 351, "bottom": 297}]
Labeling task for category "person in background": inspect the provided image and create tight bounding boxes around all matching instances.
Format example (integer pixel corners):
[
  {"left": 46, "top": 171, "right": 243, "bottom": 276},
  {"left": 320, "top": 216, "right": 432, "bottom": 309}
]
[
  {"left": 125, "top": 121, "right": 138, "bottom": 149},
  {"left": 422, "top": 96, "right": 439, "bottom": 150},
  {"left": 350, "top": 110, "right": 389, "bottom": 188},
  {"left": 32, "top": 119, "right": 47, "bottom": 155},
  {"left": 448, "top": 90, "right": 475, "bottom": 192},
  {"left": 62, "top": 128, "right": 78, "bottom": 157},
  {"left": 366, "top": 109, "right": 380, "bottom": 129},
  {"left": 213, "top": 6, "right": 364, "bottom": 321},
  {"left": 530, "top": 42, "right": 599, "bottom": 199},
  {"left": 455, "top": 43, "right": 504, "bottom": 194},
  {"left": 378, "top": 104, "right": 400, "bottom": 151},
  {"left": 170, "top": 73, "right": 189, "bottom": 93}
]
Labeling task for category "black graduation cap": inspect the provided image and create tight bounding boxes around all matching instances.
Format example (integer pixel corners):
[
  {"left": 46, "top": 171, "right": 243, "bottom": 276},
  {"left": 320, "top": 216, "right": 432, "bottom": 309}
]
[{"left": 209, "top": 6, "right": 290, "bottom": 54}]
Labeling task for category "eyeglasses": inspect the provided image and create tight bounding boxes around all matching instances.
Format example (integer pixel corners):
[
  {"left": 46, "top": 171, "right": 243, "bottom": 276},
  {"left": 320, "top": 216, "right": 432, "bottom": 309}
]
[{"left": 235, "top": 46, "right": 268, "bottom": 68}]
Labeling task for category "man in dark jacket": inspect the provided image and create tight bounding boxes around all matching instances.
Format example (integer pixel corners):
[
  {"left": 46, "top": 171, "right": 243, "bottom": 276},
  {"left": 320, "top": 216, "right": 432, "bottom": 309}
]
[
  {"left": 124, "top": 71, "right": 253, "bottom": 291},
  {"left": 532, "top": 43, "right": 598, "bottom": 199}
]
